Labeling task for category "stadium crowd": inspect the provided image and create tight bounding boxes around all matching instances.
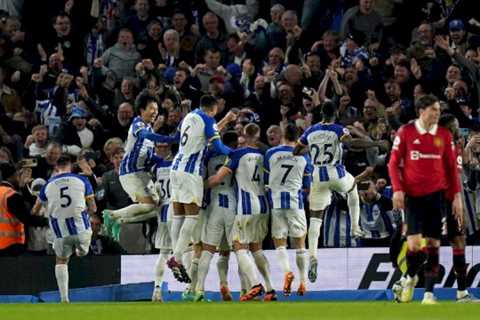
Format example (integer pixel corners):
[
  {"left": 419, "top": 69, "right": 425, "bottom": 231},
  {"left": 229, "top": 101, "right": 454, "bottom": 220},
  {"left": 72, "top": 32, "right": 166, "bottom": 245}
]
[{"left": 0, "top": 0, "right": 480, "bottom": 257}]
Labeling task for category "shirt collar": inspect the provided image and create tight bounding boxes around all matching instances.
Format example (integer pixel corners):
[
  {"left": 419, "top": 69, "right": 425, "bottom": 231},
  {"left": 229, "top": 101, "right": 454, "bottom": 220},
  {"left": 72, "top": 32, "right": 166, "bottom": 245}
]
[{"left": 415, "top": 119, "right": 438, "bottom": 135}]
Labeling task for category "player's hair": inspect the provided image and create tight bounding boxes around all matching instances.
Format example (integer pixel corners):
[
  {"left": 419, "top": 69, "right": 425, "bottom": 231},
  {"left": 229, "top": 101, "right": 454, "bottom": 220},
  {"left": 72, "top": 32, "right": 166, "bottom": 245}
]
[
  {"left": 200, "top": 95, "right": 218, "bottom": 111},
  {"left": 321, "top": 100, "right": 337, "bottom": 121},
  {"left": 135, "top": 94, "right": 157, "bottom": 114},
  {"left": 283, "top": 123, "right": 299, "bottom": 142},
  {"left": 415, "top": 94, "right": 439, "bottom": 111},
  {"left": 222, "top": 131, "right": 239, "bottom": 148},
  {"left": 56, "top": 154, "right": 72, "bottom": 167},
  {"left": 243, "top": 123, "right": 260, "bottom": 139}
]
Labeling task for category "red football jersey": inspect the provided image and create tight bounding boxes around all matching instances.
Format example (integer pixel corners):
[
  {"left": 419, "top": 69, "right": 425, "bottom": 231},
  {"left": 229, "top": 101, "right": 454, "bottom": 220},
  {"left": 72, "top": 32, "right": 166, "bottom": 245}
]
[{"left": 388, "top": 120, "right": 460, "bottom": 198}]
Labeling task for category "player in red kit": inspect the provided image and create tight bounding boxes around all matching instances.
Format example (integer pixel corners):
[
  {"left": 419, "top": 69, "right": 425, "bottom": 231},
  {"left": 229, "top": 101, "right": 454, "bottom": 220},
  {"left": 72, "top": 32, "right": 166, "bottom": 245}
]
[{"left": 388, "top": 95, "right": 463, "bottom": 305}]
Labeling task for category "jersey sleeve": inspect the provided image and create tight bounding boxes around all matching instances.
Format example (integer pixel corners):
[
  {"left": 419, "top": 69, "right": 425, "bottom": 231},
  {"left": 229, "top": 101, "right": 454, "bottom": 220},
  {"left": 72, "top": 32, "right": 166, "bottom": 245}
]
[
  {"left": 81, "top": 176, "right": 94, "bottom": 198},
  {"left": 225, "top": 149, "right": 241, "bottom": 171},
  {"left": 387, "top": 126, "right": 407, "bottom": 193},
  {"left": 202, "top": 114, "right": 220, "bottom": 141},
  {"left": 443, "top": 131, "right": 461, "bottom": 199},
  {"left": 263, "top": 150, "right": 272, "bottom": 186},
  {"left": 298, "top": 127, "right": 311, "bottom": 146},
  {"left": 302, "top": 154, "right": 313, "bottom": 189},
  {"left": 38, "top": 184, "right": 47, "bottom": 202},
  {"left": 132, "top": 119, "right": 146, "bottom": 138}
]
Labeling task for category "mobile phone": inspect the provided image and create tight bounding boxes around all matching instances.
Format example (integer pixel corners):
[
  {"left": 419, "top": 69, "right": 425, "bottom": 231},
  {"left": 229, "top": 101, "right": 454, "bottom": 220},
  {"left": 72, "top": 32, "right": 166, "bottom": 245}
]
[
  {"left": 20, "top": 158, "right": 38, "bottom": 168},
  {"left": 460, "top": 128, "right": 470, "bottom": 137}
]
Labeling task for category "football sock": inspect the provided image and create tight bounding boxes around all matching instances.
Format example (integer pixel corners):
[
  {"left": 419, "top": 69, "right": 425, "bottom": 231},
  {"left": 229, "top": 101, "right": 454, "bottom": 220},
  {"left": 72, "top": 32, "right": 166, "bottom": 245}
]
[
  {"left": 238, "top": 264, "right": 250, "bottom": 292},
  {"left": 196, "top": 251, "right": 213, "bottom": 292},
  {"left": 154, "top": 252, "right": 169, "bottom": 288},
  {"left": 296, "top": 248, "right": 307, "bottom": 283},
  {"left": 217, "top": 254, "right": 229, "bottom": 287},
  {"left": 55, "top": 264, "right": 69, "bottom": 302},
  {"left": 110, "top": 203, "right": 155, "bottom": 219},
  {"left": 406, "top": 249, "right": 426, "bottom": 278},
  {"left": 453, "top": 248, "right": 467, "bottom": 292},
  {"left": 170, "top": 216, "right": 185, "bottom": 250},
  {"left": 189, "top": 256, "right": 199, "bottom": 291},
  {"left": 276, "top": 246, "right": 291, "bottom": 273},
  {"left": 424, "top": 247, "right": 439, "bottom": 293},
  {"left": 308, "top": 217, "right": 323, "bottom": 257},
  {"left": 183, "top": 248, "right": 193, "bottom": 276},
  {"left": 236, "top": 249, "right": 259, "bottom": 286},
  {"left": 174, "top": 216, "right": 199, "bottom": 262},
  {"left": 347, "top": 185, "right": 361, "bottom": 231},
  {"left": 253, "top": 250, "right": 274, "bottom": 292}
]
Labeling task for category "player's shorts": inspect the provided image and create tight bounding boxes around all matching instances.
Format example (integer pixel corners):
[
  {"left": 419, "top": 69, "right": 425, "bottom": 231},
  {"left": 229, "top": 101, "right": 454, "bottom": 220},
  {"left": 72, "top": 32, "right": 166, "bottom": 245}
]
[
  {"left": 310, "top": 166, "right": 355, "bottom": 211},
  {"left": 444, "top": 200, "right": 465, "bottom": 241},
  {"left": 53, "top": 231, "right": 92, "bottom": 258},
  {"left": 231, "top": 214, "right": 269, "bottom": 244},
  {"left": 192, "top": 209, "right": 207, "bottom": 244},
  {"left": 405, "top": 191, "right": 445, "bottom": 239},
  {"left": 155, "top": 204, "right": 172, "bottom": 250},
  {"left": 271, "top": 208, "right": 307, "bottom": 239},
  {"left": 170, "top": 170, "right": 204, "bottom": 207},
  {"left": 202, "top": 204, "right": 235, "bottom": 248},
  {"left": 119, "top": 172, "right": 158, "bottom": 203}
]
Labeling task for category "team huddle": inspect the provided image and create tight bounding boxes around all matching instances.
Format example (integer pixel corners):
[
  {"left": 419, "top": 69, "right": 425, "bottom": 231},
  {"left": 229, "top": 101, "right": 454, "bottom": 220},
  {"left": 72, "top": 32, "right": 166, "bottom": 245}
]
[{"left": 37, "top": 94, "right": 478, "bottom": 304}]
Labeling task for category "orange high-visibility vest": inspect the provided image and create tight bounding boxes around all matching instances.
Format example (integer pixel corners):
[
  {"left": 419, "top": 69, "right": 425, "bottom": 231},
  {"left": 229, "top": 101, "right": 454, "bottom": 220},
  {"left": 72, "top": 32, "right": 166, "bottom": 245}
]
[{"left": 0, "top": 185, "right": 25, "bottom": 249}]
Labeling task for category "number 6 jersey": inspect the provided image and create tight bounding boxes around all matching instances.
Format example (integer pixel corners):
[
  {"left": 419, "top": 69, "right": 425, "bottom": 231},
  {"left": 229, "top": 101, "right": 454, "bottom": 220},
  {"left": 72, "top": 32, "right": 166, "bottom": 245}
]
[{"left": 39, "top": 173, "right": 94, "bottom": 238}]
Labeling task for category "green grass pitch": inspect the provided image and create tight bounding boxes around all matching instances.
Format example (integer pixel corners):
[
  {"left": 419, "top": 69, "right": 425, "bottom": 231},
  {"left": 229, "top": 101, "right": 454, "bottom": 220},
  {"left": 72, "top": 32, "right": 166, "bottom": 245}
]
[{"left": 1, "top": 302, "right": 480, "bottom": 320}]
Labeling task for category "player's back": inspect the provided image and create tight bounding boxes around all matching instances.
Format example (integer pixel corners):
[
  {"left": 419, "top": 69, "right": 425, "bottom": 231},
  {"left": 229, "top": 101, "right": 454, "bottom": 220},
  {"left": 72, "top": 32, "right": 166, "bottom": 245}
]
[
  {"left": 40, "top": 173, "right": 93, "bottom": 238},
  {"left": 206, "top": 151, "right": 235, "bottom": 210},
  {"left": 172, "top": 109, "right": 216, "bottom": 176},
  {"left": 265, "top": 145, "right": 312, "bottom": 209},
  {"left": 120, "top": 116, "right": 155, "bottom": 175},
  {"left": 228, "top": 147, "right": 268, "bottom": 215},
  {"left": 300, "top": 123, "right": 347, "bottom": 167},
  {"left": 152, "top": 159, "right": 173, "bottom": 205}
]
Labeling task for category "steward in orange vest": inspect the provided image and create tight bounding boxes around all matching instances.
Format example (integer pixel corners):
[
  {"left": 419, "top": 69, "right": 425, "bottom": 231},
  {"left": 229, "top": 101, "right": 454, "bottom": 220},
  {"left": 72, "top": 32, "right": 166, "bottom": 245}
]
[{"left": 0, "top": 162, "right": 48, "bottom": 256}]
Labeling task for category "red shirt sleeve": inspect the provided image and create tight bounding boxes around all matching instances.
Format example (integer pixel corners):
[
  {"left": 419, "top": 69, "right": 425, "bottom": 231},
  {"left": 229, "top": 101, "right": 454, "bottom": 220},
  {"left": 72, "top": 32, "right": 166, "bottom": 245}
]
[
  {"left": 443, "top": 131, "right": 461, "bottom": 200},
  {"left": 388, "top": 127, "right": 406, "bottom": 193}
]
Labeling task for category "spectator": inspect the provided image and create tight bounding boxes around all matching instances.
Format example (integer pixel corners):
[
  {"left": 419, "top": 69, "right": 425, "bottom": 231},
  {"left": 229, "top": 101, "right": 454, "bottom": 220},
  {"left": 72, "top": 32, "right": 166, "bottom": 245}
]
[
  {"left": 25, "top": 124, "right": 49, "bottom": 157},
  {"left": 98, "top": 147, "right": 131, "bottom": 211},
  {"left": 56, "top": 106, "right": 96, "bottom": 157},
  {"left": 194, "top": 12, "right": 227, "bottom": 64},
  {"left": 124, "top": 0, "right": 154, "bottom": 46}
]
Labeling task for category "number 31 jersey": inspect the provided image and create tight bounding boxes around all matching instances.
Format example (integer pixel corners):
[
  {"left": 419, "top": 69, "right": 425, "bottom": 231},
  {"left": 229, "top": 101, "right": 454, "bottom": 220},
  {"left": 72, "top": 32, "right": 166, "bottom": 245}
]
[
  {"left": 172, "top": 108, "right": 220, "bottom": 177},
  {"left": 39, "top": 173, "right": 93, "bottom": 238},
  {"left": 299, "top": 123, "right": 349, "bottom": 168}
]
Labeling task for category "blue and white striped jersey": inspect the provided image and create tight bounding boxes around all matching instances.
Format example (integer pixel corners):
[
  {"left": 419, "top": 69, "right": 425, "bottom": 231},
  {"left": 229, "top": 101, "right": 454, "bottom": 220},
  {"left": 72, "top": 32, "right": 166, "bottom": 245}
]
[
  {"left": 322, "top": 193, "right": 357, "bottom": 247},
  {"left": 120, "top": 116, "right": 155, "bottom": 175},
  {"left": 359, "top": 196, "right": 395, "bottom": 239},
  {"left": 172, "top": 108, "right": 220, "bottom": 177},
  {"left": 39, "top": 173, "right": 93, "bottom": 238},
  {"left": 206, "top": 151, "right": 236, "bottom": 211},
  {"left": 299, "top": 123, "right": 349, "bottom": 167},
  {"left": 264, "top": 145, "right": 312, "bottom": 210},
  {"left": 226, "top": 147, "right": 268, "bottom": 215},
  {"left": 152, "top": 158, "right": 173, "bottom": 205}
]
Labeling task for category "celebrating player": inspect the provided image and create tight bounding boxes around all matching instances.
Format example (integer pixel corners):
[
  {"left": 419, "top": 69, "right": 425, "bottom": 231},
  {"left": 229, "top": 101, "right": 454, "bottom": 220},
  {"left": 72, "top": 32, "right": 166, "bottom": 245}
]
[
  {"left": 264, "top": 124, "right": 312, "bottom": 296},
  {"left": 38, "top": 155, "right": 97, "bottom": 303}
]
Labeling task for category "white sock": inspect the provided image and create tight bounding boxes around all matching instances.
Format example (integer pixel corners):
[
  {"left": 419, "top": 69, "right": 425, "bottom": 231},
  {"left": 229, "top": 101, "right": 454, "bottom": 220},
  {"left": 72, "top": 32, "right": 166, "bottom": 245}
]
[
  {"left": 189, "top": 257, "right": 199, "bottom": 291},
  {"left": 252, "top": 250, "right": 274, "bottom": 292},
  {"left": 110, "top": 203, "right": 155, "bottom": 219},
  {"left": 236, "top": 249, "right": 259, "bottom": 286},
  {"left": 276, "top": 246, "right": 291, "bottom": 273},
  {"left": 173, "top": 216, "right": 198, "bottom": 262},
  {"left": 196, "top": 251, "right": 213, "bottom": 292},
  {"left": 55, "top": 264, "right": 69, "bottom": 302},
  {"left": 154, "top": 252, "right": 169, "bottom": 288},
  {"left": 296, "top": 248, "right": 307, "bottom": 283},
  {"left": 238, "top": 263, "right": 250, "bottom": 292},
  {"left": 120, "top": 209, "right": 157, "bottom": 223},
  {"left": 217, "top": 255, "right": 229, "bottom": 287},
  {"left": 308, "top": 217, "right": 323, "bottom": 258},
  {"left": 171, "top": 216, "right": 185, "bottom": 254},
  {"left": 347, "top": 185, "right": 361, "bottom": 231},
  {"left": 183, "top": 248, "right": 193, "bottom": 274}
]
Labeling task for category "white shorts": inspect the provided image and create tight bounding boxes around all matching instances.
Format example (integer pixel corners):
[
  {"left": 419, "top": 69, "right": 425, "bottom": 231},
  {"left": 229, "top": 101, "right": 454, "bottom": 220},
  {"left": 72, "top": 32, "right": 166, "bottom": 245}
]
[
  {"left": 310, "top": 167, "right": 355, "bottom": 211},
  {"left": 170, "top": 171, "right": 204, "bottom": 207},
  {"left": 119, "top": 172, "right": 158, "bottom": 203},
  {"left": 53, "top": 231, "right": 92, "bottom": 258},
  {"left": 231, "top": 214, "right": 269, "bottom": 244},
  {"left": 271, "top": 208, "right": 307, "bottom": 239},
  {"left": 202, "top": 205, "right": 235, "bottom": 248}
]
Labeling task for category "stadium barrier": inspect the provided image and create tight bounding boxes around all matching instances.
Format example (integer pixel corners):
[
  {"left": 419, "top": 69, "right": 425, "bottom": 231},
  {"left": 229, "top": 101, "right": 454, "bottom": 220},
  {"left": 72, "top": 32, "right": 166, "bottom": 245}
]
[{"left": 1, "top": 247, "right": 479, "bottom": 303}]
